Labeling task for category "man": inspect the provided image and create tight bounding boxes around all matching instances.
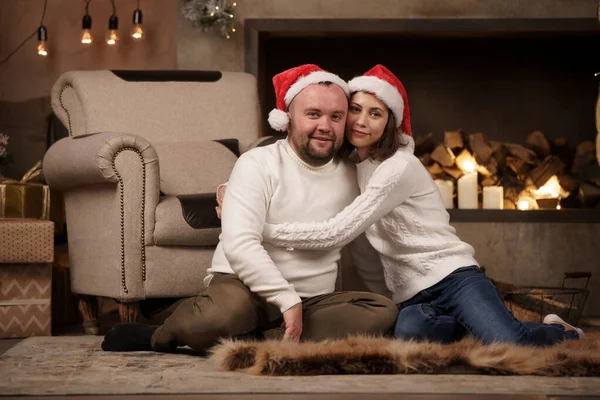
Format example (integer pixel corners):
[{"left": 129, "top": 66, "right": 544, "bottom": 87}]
[{"left": 102, "top": 64, "right": 397, "bottom": 353}]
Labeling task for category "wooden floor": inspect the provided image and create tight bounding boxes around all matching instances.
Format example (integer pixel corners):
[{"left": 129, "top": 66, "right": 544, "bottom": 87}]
[
  {"left": 1, "top": 395, "right": 596, "bottom": 400},
  {"left": 0, "top": 338, "right": 19, "bottom": 355},
  {"left": 1, "top": 395, "right": 598, "bottom": 400},
  {"left": 2, "top": 301, "right": 600, "bottom": 400}
]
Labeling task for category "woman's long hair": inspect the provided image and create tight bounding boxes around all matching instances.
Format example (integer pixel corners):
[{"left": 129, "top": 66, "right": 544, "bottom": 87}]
[{"left": 339, "top": 100, "right": 407, "bottom": 163}]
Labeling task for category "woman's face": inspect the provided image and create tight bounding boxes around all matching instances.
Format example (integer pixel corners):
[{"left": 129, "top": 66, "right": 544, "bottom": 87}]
[{"left": 346, "top": 91, "right": 389, "bottom": 150}]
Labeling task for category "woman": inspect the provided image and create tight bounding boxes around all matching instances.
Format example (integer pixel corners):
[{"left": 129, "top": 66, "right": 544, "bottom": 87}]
[{"left": 259, "top": 64, "right": 583, "bottom": 346}]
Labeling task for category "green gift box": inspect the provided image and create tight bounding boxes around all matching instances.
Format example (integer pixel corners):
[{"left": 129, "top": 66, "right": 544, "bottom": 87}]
[{"left": 0, "top": 180, "right": 50, "bottom": 220}]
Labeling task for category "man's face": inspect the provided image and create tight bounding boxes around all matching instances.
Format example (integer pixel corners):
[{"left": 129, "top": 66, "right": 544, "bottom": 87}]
[{"left": 287, "top": 83, "right": 348, "bottom": 166}]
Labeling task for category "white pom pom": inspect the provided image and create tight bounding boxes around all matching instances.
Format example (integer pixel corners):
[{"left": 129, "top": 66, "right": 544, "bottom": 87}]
[{"left": 268, "top": 109, "right": 289, "bottom": 132}]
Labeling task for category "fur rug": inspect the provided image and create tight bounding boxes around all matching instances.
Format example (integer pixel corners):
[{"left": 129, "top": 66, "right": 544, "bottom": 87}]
[{"left": 210, "top": 333, "right": 600, "bottom": 376}]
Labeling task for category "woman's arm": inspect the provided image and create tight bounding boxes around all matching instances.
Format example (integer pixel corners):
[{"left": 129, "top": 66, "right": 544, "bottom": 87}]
[{"left": 263, "top": 155, "right": 415, "bottom": 249}]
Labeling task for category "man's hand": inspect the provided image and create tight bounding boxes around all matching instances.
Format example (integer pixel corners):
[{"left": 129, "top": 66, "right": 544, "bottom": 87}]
[
  {"left": 282, "top": 303, "right": 303, "bottom": 342},
  {"left": 216, "top": 197, "right": 223, "bottom": 219},
  {"left": 216, "top": 184, "right": 227, "bottom": 220}
]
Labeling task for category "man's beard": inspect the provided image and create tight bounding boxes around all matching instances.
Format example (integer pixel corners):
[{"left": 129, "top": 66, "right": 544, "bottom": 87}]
[{"left": 300, "top": 138, "right": 337, "bottom": 166}]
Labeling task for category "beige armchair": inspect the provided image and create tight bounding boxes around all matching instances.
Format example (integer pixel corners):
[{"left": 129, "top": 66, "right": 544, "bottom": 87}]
[{"left": 43, "top": 70, "right": 261, "bottom": 333}]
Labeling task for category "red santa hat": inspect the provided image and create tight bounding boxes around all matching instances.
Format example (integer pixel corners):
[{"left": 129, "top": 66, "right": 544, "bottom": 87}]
[
  {"left": 347, "top": 64, "right": 412, "bottom": 136},
  {"left": 268, "top": 64, "right": 349, "bottom": 132}
]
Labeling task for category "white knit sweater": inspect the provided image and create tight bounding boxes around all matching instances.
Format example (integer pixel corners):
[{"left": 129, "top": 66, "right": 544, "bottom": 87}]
[
  {"left": 263, "top": 144, "right": 479, "bottom": 305},
  {"left": 206, "top": 139, "right": 360, "bottom": 313}
]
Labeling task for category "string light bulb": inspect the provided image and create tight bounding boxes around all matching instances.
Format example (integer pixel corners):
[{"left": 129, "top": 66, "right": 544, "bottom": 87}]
[
  {"left": 131, "top": 0, "right": 144, "bottom": 40},
  {"left": 37, "top": 26, "right": 48, "bottom": 56},
  {"left": 229, "top": 1, "right": 238, "bottom": 39},
  {"left": 106, "top": 0, "right": 118, "bottom": 45},
  {"left": 81, "top": 15, "right": 92, "bottom": 44},
  {"left": 35, "top": 0, "right": 49, "bottom": 57},
  {"left": 106, "top": 15, "right": 119, "bottom": 46},
  {"left": 107, "top": 16, "right": 119, "bottom": 45},
  {"left": 81, "top": 0, "right": 92, "bottom": 44}
]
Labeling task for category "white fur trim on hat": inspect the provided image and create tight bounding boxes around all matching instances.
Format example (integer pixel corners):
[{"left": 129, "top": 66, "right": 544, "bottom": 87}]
[
  {"left": 284, "top": 71, "right": 350, "bottom": 106},
  {"left": 268, "top": 108, "right": 289, "bottom": 131},
  {"left": 348, "top": 75, "right": 404, "bottom": 127}
]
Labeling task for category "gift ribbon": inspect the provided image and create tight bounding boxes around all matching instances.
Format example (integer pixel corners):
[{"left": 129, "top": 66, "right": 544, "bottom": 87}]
[{"left": 0, "top": 160, "right": 50, "bottom": 219}]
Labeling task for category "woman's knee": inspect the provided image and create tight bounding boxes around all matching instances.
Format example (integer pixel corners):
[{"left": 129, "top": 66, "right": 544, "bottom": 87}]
[{"left": 393, "top": 304, "right": 433, "bottom": 340}]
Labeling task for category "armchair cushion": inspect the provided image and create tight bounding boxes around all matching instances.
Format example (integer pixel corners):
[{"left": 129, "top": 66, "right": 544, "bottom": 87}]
[
  {"left": 154, "top": 196, "right": 220, "bottom": 246},
  {"left": 154, "top": 140, "right": 238, "bottom": 196}
]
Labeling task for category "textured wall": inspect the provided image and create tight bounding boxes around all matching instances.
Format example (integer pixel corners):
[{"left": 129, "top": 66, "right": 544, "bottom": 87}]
[{"left": 177, "top": 0, "right": 599, "bottom": 71}]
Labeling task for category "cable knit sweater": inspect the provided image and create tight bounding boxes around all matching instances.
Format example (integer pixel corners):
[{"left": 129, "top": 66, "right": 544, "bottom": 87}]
[
  {"left": 206, "top": 138, "right": 360, "bottom": 313},
  {"left": 263, "top": 144, "right": 479, "bottom": 305}
]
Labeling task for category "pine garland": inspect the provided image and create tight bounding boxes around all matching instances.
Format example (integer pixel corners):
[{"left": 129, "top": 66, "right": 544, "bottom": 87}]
[{"left": 182, "top": 0, "right": 237, "bottom": 38}]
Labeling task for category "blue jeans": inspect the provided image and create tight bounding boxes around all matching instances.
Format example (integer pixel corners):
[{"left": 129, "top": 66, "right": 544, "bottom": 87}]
[{"left": 394, "top": 266, "right": 579, "bottom": 346}]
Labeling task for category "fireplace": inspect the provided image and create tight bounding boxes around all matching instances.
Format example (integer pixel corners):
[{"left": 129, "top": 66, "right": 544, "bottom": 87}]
[{"left": 245, "top": 18, "right": 600, "bottom": 213}]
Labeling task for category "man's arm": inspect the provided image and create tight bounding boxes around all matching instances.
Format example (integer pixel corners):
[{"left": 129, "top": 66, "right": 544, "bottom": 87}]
[
  {"left": 220, "top": 153, "right": 302, "bottom": 313},
  {"left": 346, "top": 233, "right": 392, "bottom": 298}
]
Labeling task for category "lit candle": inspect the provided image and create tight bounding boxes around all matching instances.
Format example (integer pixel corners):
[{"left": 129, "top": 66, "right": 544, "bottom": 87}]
[
  {"left": 434, "top": 179, "right": 454, "bottom": 209},
  {"left": 458, "top": 173, "right": 478, "bottom": 209},
  {"left": 517, "top": 199, "right": 531, "bottom": 210},
  {"left": 457, "top": 159, "right": 478, "bottom": 209},
  {"left": 483, "top": 186, "right": 503, "bottom": 209},
  {"left": 517, "top": 193, "right": 537, "bottom": 210}
]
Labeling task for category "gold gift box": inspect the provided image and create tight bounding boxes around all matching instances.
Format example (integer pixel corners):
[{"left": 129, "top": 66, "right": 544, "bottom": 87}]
[{"left": 0, "top": 181, "right": 50, "bottom": 220}]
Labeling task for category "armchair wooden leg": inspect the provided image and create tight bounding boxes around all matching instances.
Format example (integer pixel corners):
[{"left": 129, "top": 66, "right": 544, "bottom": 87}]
[
  {"left": 119, "top": 301, "right": 140, "bottom": 323},
  {"left": 77, "top": 295, "right": 100, "bottom": 335}
]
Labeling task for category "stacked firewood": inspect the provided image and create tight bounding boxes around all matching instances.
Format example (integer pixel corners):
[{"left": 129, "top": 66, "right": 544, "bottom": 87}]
[{"left": 415, "top": 130, "right": 600, "bottom": 209}]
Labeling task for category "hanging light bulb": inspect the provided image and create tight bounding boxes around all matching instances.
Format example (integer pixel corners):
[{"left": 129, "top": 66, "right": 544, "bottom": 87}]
[
  {"left": 107, "top": 14, "right": 119, "bottom": 45},
  {"left": 80, "top": 1, "right": 93, "bottom": 44},
  {"left": 37, "top": 26, "right": 48, "bottom": 56},
  {"left": 106, "top": 0, "right": 118, "bottom": 45},
  {"left": 131, "top": 9, "right": 143, "bottom": 39},
  {"left": 131, "top": 0, "right": 144, "bottom": 40},
  {"left": 81, "top": 14, "right": 93, "bottom": 44}
]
